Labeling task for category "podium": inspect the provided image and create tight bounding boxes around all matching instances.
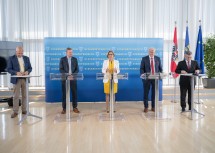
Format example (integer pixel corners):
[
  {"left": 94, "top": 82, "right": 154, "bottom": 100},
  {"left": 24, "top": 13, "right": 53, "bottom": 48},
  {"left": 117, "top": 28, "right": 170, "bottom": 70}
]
[
  {"left": 140, "top": 73, "right": 170, "bottom": 120},
  {"left": 50, "top": 73, "right": 84, "bottom": 122},
  {"left": 180, "top": 73, "right": 205, "bottom": 120},
  {"left": 195, "top": 74, "right": 206, "bottom": 104},
  {"left": 11, "top": 75, "right": 42, "bottom": 125},
  {"left": 96, "top": 73, "right": 128, "bottom": 121}
]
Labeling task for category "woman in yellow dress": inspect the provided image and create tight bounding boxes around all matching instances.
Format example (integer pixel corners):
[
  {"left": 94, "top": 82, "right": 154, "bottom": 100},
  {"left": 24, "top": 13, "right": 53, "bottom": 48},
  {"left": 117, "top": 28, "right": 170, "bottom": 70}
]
[{"left": 102, "top": 50, "right": 120, "bottom": 113}]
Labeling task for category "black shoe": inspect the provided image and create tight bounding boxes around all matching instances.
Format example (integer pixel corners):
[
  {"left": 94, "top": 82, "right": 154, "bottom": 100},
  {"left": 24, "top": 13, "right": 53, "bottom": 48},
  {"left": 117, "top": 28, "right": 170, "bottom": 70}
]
[
  {"left": 182, "top": 108, "right": 185, "bottom": 112},
  {"left": 11, "top": 112, "right": 18, "bottom": 118},
  {"left": 61, "top": 109, "right": 66, "bottom": 114}
]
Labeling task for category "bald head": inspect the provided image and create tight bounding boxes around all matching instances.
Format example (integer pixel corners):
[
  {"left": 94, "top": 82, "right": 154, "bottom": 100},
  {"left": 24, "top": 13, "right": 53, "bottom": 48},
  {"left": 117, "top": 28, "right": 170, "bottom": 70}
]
[
  {"left": 16, "top": 46, "right": 23, "bottom": 58},
  {"left": 148, "top": 48, "right": 155, "bottom": 57}
]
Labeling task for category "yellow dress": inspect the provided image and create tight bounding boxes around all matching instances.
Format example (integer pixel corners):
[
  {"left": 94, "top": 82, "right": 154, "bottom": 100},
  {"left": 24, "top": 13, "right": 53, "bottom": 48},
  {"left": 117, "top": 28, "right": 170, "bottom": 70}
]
[{"left": 104, "top": 61, "right": 118, "bottom": 94}]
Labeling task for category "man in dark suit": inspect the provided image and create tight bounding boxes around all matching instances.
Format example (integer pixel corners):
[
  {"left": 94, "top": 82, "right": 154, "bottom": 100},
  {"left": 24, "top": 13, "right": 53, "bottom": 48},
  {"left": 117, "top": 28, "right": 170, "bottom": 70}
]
[
  {"left": 59, "top": 48, "right": 79, "bottom": 114},
  {"left": 0, "top": 56, "right": 7, "bottom": 73},
  {"left": 175, "top": 51, "right": 200, "bottom": 112},
  {"left": 140, "top": 48, "right": 163, "bottom": 113},
  {"left": 7, "top": 46, "right": 32, "bottom": 118}
]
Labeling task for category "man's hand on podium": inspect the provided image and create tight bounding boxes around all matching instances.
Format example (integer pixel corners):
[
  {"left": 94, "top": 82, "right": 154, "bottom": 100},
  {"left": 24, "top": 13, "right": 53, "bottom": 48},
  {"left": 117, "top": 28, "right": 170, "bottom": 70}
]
[
  {"left": 16, "top": 72, "right": 23, "bottom": 76},
  {"left": 195, "top": 70, "right": 200, "bottom": 75},
  {"left": 181, "top": 70, "right": 187, "bottom": 74},
  {"left": 67, "top": 75, "right": 74, "bottom": 80},
  {"left": 24, "top": 71, "right": 29, "bottom": 75},
  {"left": 140, "top": 74, "right": 145, "bottom": 78},
  {"left": 16, "top": 71, "right": 29, "bottom": 76}
]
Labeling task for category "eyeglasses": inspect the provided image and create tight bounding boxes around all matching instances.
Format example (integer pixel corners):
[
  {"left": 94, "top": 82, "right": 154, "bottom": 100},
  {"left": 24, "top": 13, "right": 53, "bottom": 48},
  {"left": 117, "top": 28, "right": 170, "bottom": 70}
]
[{"left": 108, "top": 54, "right": 113, "bottom": 55}]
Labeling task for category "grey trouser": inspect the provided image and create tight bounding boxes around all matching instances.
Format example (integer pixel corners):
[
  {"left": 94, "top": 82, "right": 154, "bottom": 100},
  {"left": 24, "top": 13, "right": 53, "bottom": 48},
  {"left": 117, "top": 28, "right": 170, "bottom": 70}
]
[{"left": 13, "top": 79, "right": 27, "bottom": 113}]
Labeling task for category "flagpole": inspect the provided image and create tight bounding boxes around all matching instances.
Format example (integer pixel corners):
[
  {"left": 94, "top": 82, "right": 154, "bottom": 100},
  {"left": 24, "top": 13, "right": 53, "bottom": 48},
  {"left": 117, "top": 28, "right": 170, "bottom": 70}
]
[
  {"left": 171, "top": 21, "right": 178, "bottom": 103},
  {"left": 195, "top": 20, "right": 203, "bottom": 105}
]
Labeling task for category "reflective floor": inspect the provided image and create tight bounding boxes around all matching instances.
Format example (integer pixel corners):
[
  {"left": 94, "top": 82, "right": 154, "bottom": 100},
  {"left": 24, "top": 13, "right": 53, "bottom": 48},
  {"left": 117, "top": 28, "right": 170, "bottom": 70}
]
[{"left": 0, "top": 100, "right": 215, "bottom": 153}]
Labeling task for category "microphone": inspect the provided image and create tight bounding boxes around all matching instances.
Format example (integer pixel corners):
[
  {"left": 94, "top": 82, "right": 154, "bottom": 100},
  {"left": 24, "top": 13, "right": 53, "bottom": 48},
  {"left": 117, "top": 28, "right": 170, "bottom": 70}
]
[{"left": 110, "top": 61, "right": 113, "bottom": 79}]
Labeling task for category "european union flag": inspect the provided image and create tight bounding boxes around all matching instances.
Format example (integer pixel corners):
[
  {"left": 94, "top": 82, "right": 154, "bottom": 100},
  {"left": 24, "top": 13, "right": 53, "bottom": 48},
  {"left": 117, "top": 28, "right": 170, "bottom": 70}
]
[{"left": 195, "top": 25, "right": 204, "bottom": 74}]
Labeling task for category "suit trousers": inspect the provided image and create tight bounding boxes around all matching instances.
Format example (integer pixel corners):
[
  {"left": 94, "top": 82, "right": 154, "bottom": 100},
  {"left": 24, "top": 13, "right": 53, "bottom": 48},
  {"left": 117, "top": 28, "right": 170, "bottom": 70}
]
[
  {"left": 143, "top": 79, "right": 155, "bottom": 108},
  {"left": 62, "top": 80, "right": 78, "bottom": 110},
  {"left": 13, "top": 79, "right": 26, "bottom": 113},
  {"left": 180, "top": 82, "right": 192, "bottom": 109}
]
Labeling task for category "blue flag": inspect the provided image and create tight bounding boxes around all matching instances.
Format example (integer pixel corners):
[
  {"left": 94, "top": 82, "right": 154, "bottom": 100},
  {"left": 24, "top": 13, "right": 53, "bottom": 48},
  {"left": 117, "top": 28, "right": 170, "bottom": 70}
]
[
  {"left": 185, "top": 26, "right": 190, "bottom": 52},
  {"left": 194, "top": 25, "right": 204, "bottom": 74}
]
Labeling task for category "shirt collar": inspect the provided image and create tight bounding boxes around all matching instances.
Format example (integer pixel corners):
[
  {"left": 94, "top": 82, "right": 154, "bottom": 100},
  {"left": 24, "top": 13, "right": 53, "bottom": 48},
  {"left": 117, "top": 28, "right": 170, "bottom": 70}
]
[{"left": 67, "top": 56, "right": 71, "bottom": 60}]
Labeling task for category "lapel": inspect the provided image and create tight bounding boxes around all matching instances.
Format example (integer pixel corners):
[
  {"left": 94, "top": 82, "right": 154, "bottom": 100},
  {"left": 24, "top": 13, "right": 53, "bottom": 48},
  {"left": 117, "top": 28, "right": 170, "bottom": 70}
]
[
  {"left": 23, "top": 56, "right": 26, "bottom": 69},
  {"left": 14, "top": 56, "right": 20, "bottom": 71},
  {"left": 65, "top": 56, "right": 69, "bottom": 69},
  {"left": 190, "top": 60, "right": 193, "bottom": 70},
  {"left": 146, "top": 56, "right": 150, "bottom": 70}
]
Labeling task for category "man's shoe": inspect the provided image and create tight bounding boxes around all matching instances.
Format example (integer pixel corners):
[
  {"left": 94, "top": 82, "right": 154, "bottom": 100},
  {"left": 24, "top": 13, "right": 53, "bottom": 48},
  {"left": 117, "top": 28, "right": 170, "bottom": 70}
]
[
  {"left": 61, "top": 109, "right": 66, "bottom": 114},
  {"left": 144, "top": 108, "right": 148, "bottom": 113},
  {"left": 73, "top": 108, "right": 80, "bottom": 113},
  {"left": 11, "top": 112, "right": 18, "bottom": 118},
  {"left": 182, "top": 108, "right": 185, "bottom": 112},
  {"left": 151, "top": 108, "right": 155, "bottom": 112},
  {"left": 22, "top": 111, "right": 27, "bottom": 114}
]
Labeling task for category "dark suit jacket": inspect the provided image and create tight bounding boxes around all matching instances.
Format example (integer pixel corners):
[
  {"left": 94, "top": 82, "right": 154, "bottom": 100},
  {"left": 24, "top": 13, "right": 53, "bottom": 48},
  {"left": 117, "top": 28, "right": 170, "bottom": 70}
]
[
  {"left": 59, "top": 56, "right": 79, "bottom": 74},
  {"left": 175, "top": 60, "right": 200, "bottom": 86},
  {"left": 0, "top": 56, "right": 7, "bottom": 72},
  {"left": 7, "top": 55, "right": 32, "bottom": 84},
  {"left": 140, "top": 55, "right": 163, "bottom": 75}
]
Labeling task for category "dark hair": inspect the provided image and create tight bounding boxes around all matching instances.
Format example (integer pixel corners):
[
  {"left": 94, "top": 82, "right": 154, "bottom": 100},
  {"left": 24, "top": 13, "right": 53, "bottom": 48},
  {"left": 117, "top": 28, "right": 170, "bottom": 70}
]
[
  {"left": 66, "top": 47, "right": 72, "bottom": 51},
  {"left": 107, "top": 50, "right": 114, "bottom": 58},
  {"left": 185, "top": 50, "right": 192, "bottom": 55}
]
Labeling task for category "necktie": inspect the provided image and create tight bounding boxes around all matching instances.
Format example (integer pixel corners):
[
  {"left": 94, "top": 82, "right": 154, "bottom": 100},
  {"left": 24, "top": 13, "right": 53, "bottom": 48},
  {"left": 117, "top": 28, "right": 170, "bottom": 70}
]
[
  {"left": 188, "top": 61, "right": 191, "bottom": 70},
  {"left": 151, "top": 58, "right": 155, "bottom": 75}
]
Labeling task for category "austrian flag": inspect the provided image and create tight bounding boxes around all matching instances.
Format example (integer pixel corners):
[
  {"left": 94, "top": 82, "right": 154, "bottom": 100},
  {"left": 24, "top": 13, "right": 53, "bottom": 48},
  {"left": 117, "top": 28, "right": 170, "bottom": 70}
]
[{"left": 170, "top": 26, "right": 179, "bottom": 78}]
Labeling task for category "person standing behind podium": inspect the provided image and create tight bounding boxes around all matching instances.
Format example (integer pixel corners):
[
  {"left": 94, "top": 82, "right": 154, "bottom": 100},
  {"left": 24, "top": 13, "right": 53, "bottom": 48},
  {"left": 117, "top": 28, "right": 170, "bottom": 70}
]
[
  {"left": 59, "top": 48, "right": 80, "bottom": 114},
  {"left": 140, "top": 48, "right": 163, "bottom": 113},
  {"left": 102, "top": 50, "right": 120, "bottom": 113},
  {"left": 175, "top": 51, "right": 200, "bottom": 112},
  {"left": 7, "top": 46, "right": 32, "bottom": 118}
]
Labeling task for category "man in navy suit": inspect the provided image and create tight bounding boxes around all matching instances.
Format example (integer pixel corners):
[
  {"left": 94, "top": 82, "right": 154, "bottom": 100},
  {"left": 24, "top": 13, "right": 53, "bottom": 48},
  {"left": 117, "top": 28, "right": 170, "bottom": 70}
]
[
  {"left": 175, "top": 51, "right": 200, "bottom": 112},
  {"left": 59, "top": 48, "right": 79, "bottom": 114},
  {"left": 140, "top": 48, "right": 163, "bottom": 113},
  {"left": 7, "top": 46, "right": 32, "bottom": 118}
]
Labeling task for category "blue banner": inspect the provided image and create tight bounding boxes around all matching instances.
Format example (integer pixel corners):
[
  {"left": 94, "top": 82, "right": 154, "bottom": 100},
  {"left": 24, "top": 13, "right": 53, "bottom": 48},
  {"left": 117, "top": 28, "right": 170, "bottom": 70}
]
[{"left": 45, "top": 38, "right": 163, "bottom": 102}]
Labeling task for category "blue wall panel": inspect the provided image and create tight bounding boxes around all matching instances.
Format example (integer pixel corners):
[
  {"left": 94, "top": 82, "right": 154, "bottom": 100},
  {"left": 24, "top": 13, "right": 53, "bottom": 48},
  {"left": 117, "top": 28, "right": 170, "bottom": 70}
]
[{"left": 45, "top": 38, "right": 163, "bottom": 102}]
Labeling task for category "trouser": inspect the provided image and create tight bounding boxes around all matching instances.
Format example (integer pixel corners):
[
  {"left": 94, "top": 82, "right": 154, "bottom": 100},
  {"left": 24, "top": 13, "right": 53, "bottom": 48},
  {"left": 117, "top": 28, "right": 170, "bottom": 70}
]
[
  {"left": 62, "top": 80, "right": 77, "bottom": 110},
  {"left": 180, "top": 82, "right": 192, "bottom": 109},
  {"left": 13, "top": 79, "right": 27, "bottom": 113},
  {"left": 143, "top": 79, "right": 155, "bottom": 108}
]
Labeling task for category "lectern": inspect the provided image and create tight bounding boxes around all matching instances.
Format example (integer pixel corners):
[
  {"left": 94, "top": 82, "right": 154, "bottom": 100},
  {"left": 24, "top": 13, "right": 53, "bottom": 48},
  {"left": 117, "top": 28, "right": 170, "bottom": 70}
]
[
  {"left": 140, "top": 73, "right": 170, "bottom": 120},
  {"left": 180, "top": 73, "right": 205, "bottom": 120},
  {"left": 11, "top": 75, "right": 42, "bottom": 125},
  {"left": 50, "top": 73, "right": 84, "bottom": 122},
  {"left": 96, "top": 73, "right": 128, "bottom": 121}
]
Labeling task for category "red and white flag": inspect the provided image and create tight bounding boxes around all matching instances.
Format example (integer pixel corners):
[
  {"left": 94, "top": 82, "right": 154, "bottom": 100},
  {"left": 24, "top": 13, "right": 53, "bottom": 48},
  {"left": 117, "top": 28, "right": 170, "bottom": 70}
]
[{"left": 170, "top": 26, "right": 179, "bottom": 78}]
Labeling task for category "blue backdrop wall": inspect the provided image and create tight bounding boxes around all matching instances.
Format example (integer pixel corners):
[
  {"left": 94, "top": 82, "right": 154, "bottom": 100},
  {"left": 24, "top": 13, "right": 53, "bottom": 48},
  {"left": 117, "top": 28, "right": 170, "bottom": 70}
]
[{"left": 45, "top": 38, "right": 163, "bottom": 102}]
